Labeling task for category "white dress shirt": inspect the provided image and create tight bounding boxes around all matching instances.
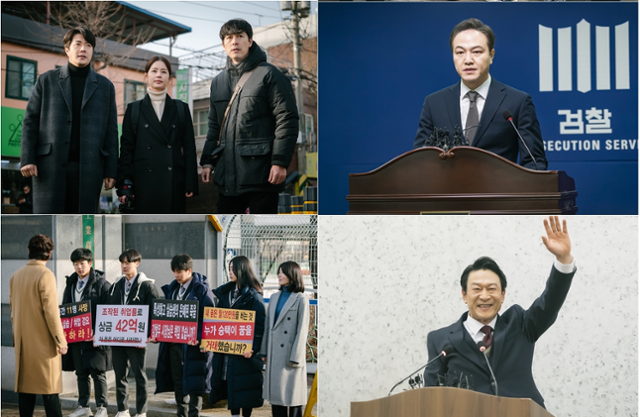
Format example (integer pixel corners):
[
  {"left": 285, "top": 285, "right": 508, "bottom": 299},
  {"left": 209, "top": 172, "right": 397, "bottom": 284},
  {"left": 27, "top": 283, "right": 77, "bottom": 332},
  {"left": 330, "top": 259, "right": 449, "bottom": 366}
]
[{"left": 460, "top": 76, "right": 492, "bottom": 133}]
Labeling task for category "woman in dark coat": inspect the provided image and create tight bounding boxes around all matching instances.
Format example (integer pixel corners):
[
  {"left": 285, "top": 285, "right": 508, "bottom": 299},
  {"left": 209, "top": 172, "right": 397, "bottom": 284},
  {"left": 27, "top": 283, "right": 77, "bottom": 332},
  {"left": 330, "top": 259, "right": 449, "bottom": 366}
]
[
  {"left": 210, "top": 256, "right": 266, "bottom": 417},
  {"left": 117, "top": 56, "right": 198, "bottom": 213},
  {"left": 260, "top": 262, "right": 309, "bottom": 417}
]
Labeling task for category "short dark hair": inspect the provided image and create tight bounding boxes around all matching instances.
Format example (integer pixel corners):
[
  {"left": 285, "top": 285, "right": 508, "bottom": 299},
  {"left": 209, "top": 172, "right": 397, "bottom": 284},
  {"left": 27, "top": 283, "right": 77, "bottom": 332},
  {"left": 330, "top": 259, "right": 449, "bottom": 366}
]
[
  {"left": 28, "top": 234, "right": 54, "bottom": 260},
  {"left": 171, "top": 254, "right": 193, "bottom": 272},
  {"left": 145, "top": 56, "right": 172, "bottom": 76},
  {"left": 450, "top": 18, "right": 495, "bottom": 53},
  {"left": 63, "top": 27, "right": 96, "bottom": 50},
  {"left": 70, "top": 248, "right": 93, "bottom": 263},
  {"left": 460, "top": 256, "right": 507, "bottom": 293},
  {"left": 230, "top": 256, "right": 262, "bottom": 294},
  {"left": 119, "top": 249, "right": 141, "bottom": 263},
  {"left": 219, "top": 19, "right": 253, "bottom": 41},
  {"left": 278, "top": 261, "right": 305, "bottom": 293}
]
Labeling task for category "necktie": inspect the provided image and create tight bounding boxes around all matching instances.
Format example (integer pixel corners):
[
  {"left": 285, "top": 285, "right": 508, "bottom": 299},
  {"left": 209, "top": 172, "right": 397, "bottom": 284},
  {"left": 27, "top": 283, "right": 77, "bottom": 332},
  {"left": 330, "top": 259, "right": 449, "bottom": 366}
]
[
  {"left": 466, "top": 91, "right": 479, "bottom": 145},
  {"left": 78, "top": 280, "right": 85, "bottom": 290},
  {"left": 126, "top": 281, "right": 132, "bottom": 293},
  {"left": 480, "top": 325, "right": 493, "bottom": 348},
  {"left": 179, "top": 285, "right": 186, "bottom": 298}
]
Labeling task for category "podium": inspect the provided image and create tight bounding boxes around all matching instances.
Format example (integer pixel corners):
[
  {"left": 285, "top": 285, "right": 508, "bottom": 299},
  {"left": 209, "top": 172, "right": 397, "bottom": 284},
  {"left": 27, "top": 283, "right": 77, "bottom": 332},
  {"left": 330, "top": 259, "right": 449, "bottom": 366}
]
[
  {"left": 351, "top": 387, "right": 555, "bottom": 417},
  {"left": 347, "top": 147, "right": 578, "bottom": 214}
]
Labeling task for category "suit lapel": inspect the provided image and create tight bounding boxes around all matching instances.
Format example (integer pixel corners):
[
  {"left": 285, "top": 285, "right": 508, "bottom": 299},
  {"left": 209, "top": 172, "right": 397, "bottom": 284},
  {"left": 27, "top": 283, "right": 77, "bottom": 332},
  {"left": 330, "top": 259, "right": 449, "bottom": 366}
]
[
  {"left": 268, "top": 291, "right": 281, "bottom": 328},
  {"left": 160, "top": 97, "right": 177, "bottom": 142},
  {"left": 474, "top": 79, "right": 506, "bottom": 147},
  {"left": 446, "top": 83, "right": 462, "bottom": 132},
  {"left": 58, "top": 65, "right": 72, "bottom": 115},
  {"left": 81, "top": 68, "right": 98, "bottom": 110},
  {"left": 273, "top": 292, "right": 298, "bottom": 329},
  {"left": 489, "top": 314, "right": 505, "bottom": 368},
  {"left": 448, "top": 313, "right": 489, "bottom": 375},
  {"left": 140, "top": 95, "right": 169, "bottom": 143}
]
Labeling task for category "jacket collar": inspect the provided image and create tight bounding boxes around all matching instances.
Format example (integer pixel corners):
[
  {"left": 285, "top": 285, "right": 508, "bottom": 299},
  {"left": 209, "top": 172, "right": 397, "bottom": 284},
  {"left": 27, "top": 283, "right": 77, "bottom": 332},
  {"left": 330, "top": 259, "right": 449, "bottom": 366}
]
[
  {"left": 58, "top": 63, "right": 99, "bottom": 113},
  {"left": 447, "top": 311, "right": 498, "bottom": 376},
  {"left": 270, "top": 291, "right": 300, "bottom": 329}
]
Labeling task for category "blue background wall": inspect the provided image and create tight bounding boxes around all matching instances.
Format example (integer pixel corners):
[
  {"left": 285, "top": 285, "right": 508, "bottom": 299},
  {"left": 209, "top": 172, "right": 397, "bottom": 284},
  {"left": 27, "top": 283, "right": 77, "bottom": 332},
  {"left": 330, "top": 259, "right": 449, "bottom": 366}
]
[{"left": 318, "top": 2, "right": 638, "bottom": 214}]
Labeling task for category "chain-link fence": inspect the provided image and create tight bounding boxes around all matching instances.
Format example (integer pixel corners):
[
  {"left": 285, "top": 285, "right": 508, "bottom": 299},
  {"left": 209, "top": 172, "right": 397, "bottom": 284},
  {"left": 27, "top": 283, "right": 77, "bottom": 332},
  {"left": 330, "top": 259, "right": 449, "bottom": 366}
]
[{"left": 221, "top": 214, "right": 318, "bottom": 363}]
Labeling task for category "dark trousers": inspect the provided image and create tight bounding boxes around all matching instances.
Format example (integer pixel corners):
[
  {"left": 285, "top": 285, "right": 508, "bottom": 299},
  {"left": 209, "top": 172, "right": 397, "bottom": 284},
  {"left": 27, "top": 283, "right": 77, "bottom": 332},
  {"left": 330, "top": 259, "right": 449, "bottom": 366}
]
[
  {"left": 271, "top": 405, "right": 303, "bottom": 417},
  {"left": 18, "top": 393, "right": 62, "bottom": 417},
  {"left": 64, "top": 161, "right": 81, "bottom": 213},
  {"left": 217, "top": 192, "right": 278, "bottom": 214},
  {"left": 169, "top": 343, "right": 203, "bottom": 417},
  {"left": 112, "top": 346, "right": 148, "bottom": 414},
  {"left": 71, "top": 343, "right": 108, "bottom": 407},
  {"left": 229, "top": 408, "right": 252, "bottom": 417}
]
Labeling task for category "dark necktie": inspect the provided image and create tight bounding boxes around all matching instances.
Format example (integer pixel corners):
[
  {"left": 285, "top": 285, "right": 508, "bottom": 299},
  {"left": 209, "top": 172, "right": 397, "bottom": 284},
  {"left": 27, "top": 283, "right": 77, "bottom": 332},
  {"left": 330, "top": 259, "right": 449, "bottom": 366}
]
[
  {"left": 179, "top": 285, "right": 186, "bottom": 299},
  {"left": 126, "top": 281, "right": 132, "bottom": 293},
  {"left": 466, "top": 91, "right": 479, "bottom": 145},
  {"left": 480, "top": 325, "right": 493, "bottom": 348},
  {"left": 78, "top": 280, "right": 85, "bottom": 291}
]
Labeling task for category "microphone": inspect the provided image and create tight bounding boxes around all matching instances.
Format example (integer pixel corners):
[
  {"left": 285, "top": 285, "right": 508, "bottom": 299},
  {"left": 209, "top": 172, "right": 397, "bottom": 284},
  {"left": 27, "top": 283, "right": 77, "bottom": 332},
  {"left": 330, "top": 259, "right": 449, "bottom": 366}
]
[
  {"left": 476, "top": 341, "right": 498, "bottom": 396},
  {"left": 502, "top": 110, "right": 539, "bottom": 171},
  {"left": 387, "top": 344, "right": 455, "bottom": 396}
]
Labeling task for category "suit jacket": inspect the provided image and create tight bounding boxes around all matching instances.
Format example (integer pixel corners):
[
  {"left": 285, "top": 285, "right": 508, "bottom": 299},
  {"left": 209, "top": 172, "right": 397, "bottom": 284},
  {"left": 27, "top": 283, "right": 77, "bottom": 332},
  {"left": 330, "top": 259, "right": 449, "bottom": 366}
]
[
  {"left": 21, "top": 64, "right": 118, "bottom": 213},
  {"left": 117, "top": 94, "right": 199, "bottom": 213},
  {"left": 413, "top": 79, "right": 547, "bottom": 170},
  {"left": 425, "top": 265, "right": 575, "bottom": 408},
  {"left": 10, "top": 260, "right": 67, "bottom": 394}
]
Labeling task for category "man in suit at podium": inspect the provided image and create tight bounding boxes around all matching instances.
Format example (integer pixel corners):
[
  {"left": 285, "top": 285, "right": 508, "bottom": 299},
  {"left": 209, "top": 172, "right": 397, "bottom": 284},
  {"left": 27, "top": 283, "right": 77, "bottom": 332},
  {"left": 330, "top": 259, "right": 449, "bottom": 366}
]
[
  {"left": 424, "top": 216, "right": 576, "bottom": 408},
  {"left": 413, "top": 18, "right": 547, "bottom": 170}
]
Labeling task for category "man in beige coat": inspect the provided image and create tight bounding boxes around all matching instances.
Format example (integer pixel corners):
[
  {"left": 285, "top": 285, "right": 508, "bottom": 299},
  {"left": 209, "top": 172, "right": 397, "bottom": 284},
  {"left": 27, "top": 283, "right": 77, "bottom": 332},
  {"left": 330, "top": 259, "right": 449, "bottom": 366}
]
[{"left": 10, "top": 234, "right": 68, "bottom": 417}]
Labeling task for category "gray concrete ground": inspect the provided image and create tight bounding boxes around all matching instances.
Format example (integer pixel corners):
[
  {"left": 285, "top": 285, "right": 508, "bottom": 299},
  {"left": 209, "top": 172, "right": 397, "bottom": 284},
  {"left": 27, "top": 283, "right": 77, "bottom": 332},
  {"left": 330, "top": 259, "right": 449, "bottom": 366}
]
[{"left": 2, "top": 375, "right": 317, "bottom": 417}]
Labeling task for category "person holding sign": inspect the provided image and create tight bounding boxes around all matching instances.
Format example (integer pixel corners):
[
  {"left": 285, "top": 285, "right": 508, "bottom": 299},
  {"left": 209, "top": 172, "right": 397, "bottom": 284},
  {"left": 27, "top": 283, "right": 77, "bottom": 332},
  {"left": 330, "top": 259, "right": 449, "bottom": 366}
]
[
  {"left": 10, "top": 234, "right": 68, "bottom": 417},
  {"left": 209, "top": 256, "right": 266, "bottom": 417},
  {"left": 105, "top": 249, "right": 160, "bottom": 417},
  {"left": 260, "top": 262, "right": 310, "bottom": 417},
  {"left": 62, "top": 248, "right": 112, "bottom": 417},
  {"left": 154, "top": 254, "right": 215, "bottom": 417}
]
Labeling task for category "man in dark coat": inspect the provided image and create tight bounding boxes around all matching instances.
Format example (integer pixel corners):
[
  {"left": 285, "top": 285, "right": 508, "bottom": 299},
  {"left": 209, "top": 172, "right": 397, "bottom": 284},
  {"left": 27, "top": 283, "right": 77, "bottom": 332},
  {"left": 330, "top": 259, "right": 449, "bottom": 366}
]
[
  {"left": 105, "top": 249, "right": 160, "bottom": 417},
  {"left": 210, "top": 281, "right": 266, "bottom": 415},
  {"left": 154, "top": 254, "right": 215, "bottom": 417},
  {"left": 413, "top": 18, "right": 547, "bottom": 170},
  {"left": 20, "top": 27, "right": 118, "bottom": 213},
  {"left": 61, "top": 248, "right": 112, "bottom": 417},
  {"left": 424, "top": 216, "right": 575, "bottom": 409},
  {"left": 16, "top": 185, "right": 33, "bottom": 214},
  {"left": 200, "top": 18, "right": 299, "bottom": 214}
]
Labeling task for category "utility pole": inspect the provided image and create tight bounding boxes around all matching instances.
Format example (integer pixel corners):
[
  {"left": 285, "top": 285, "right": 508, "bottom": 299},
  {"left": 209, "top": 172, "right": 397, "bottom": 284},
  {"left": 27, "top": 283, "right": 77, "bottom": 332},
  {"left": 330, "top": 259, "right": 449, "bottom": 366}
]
[{"left": 281, "top": 1, "right": 310, "bottom": 188}]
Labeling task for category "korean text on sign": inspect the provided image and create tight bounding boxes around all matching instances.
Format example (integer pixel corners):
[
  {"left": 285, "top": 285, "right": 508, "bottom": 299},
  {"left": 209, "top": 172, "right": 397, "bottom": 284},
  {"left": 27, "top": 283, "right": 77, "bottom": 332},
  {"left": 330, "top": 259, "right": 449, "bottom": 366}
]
[
  {"left": 59, "top": 301, "right": 92, "bottom": 343},
  {"left": 151, "top": 300, "right": 199, "bottom": 344},
  {"left": 201, "top": 307, "right": 256, "bottom": 356},
  {"left": 94, "top": 305, "right": 148, "bottom": 347}
]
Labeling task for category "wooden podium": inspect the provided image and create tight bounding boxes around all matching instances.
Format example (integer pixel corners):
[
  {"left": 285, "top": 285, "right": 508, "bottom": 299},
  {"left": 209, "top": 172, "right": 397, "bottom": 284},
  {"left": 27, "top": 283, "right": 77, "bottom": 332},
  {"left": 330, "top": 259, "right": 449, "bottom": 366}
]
[
  {"left": 347, "top": 147, "right": 578, "bottom": 214},
  {"left": 351, "top": 387, "right": 554, "bottom": 417}
]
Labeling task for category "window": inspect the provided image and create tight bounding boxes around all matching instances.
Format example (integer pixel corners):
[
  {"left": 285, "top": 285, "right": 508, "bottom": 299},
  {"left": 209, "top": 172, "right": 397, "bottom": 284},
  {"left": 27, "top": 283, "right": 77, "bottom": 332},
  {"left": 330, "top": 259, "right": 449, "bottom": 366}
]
[
  {"left": 124, "top": 79, "right": 146, "bottom": 106},
  {"left": 5, "top": 56, "right": 37, "bottom": 100},
  {"left": 193, "top": 108, "right": 209, "bottom": 137}
]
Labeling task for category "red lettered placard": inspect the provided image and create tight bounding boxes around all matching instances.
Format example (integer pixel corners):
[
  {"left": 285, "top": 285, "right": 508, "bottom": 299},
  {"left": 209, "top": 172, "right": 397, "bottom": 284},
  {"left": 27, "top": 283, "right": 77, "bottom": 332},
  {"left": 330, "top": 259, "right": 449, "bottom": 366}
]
[
  {"left": 200, "top": 307, "right": 255, "bottom": 356},
  {"left": 59, "top": 301, "right": 92, "bottom": 343}
]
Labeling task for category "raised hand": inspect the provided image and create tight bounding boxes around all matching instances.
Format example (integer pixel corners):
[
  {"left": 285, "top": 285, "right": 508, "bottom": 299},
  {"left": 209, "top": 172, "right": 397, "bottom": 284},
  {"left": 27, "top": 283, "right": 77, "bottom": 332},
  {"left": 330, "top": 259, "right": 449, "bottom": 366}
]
[{"left": 541, "top": 216, "right": 572, "bottom": 264}]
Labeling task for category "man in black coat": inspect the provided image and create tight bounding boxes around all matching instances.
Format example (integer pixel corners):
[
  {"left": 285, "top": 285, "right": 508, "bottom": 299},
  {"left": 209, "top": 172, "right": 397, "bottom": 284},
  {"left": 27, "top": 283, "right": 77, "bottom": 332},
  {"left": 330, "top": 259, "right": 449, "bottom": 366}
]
[
  {"left": 62, "top": 248, "right": 111, "bottom": 417},
  {"left": 425, "top": 216, "right": 576, "bottom": 409},
  {"left": 154, "top": 254, "right": 215, "bottom": 417},
  {"left": 105, "top": 249, "right": 160, "bottom": 417},
  {"left": 200, "top": 19, "right": 299, "bottom": 214},
  {"left": 20, "top": 27, "right": 118, "bottom": 213}
]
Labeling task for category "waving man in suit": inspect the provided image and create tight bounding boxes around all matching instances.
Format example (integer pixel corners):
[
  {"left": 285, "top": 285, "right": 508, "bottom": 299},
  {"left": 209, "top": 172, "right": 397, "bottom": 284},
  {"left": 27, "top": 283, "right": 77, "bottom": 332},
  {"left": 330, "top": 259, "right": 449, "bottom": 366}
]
[{"left": 424, "top": 216, "right": 575, "bottom": 408}]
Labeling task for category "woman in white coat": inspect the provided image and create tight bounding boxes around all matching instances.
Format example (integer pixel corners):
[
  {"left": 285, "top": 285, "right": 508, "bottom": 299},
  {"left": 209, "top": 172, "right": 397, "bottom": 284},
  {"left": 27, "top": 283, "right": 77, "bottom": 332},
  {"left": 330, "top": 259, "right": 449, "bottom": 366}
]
[{"left": 260, "top": 261, "right": 310, "bottom": 417}]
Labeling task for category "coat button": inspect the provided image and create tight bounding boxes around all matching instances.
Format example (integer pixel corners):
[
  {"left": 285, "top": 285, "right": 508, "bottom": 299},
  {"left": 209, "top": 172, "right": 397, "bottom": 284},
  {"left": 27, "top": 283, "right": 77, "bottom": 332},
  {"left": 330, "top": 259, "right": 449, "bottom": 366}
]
[
  {"left": 172, "top": 124, "right": 176, "bottom": 129},
  {"left": 168, "top": 167, "right": 172, "bottom": 171},
  {"left": 284, "top": 331, "right": 288, "bottom": 334},
  {"left": 148, "top": 168, "right": 152, "bottom": 172},
  {"left": 280, "top": 344, "right": 284, "bottom": 347},
  {"left": 287, "top": 317, "right": 291, "bottom": 320},
  {"left": 167, "top": 145, "right": 172, "bottom": 149},
  {"left": 67, "top": 120, "right": 71, "bottom": 125},
  {"left": 145, "top": 124, "right": 149, "bottom": 128},
  {"left": 147, "top": 146, "right": 151, "bottom": 149}
]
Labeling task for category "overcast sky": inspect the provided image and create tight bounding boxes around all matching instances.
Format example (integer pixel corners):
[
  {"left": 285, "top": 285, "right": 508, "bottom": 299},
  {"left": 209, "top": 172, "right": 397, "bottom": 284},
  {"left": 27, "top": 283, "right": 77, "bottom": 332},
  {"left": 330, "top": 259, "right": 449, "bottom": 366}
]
[{"left": 128, "top": 1, "right": 317, "bottom": 64}]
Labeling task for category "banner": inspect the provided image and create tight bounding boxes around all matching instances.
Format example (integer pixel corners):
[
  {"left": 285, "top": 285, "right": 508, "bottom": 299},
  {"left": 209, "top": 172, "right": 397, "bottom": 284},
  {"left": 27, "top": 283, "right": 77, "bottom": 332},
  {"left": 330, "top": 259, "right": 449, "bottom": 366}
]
[
  {"left": 201, "top": 307, "right": 255, "bottom": 355},
  {"left": 94, "top": 305, "right": 148, "bottom": 347},
  {"left": 59, "top": 301, "right": 92, "bottom": 343},
  {"left": 151, "top": 300, "right": 198, "bottom": 344}
]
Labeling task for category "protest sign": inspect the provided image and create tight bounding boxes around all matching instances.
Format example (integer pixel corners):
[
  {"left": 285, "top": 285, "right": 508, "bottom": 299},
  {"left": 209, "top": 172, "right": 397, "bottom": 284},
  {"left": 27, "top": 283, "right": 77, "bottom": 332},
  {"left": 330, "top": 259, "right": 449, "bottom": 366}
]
[
  {"left": 151, "top": 300, "right": 198, "bottom": 343},
  {"left": 94, "top": 305, "right": 148, "bottom": 347},
  {"left": 59, "top": 301, "right": 92, "bottom": 343},
  {"left": 201, "top": 307, "right": 255, "bottom": 355}
]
